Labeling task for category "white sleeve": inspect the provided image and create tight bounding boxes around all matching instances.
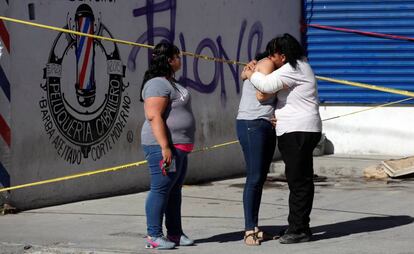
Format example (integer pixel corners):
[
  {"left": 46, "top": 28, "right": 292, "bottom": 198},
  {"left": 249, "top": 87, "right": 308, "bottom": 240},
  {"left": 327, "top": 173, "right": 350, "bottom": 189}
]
[{"left": 250, "top": 71, "right": 285, "bottom": 93}]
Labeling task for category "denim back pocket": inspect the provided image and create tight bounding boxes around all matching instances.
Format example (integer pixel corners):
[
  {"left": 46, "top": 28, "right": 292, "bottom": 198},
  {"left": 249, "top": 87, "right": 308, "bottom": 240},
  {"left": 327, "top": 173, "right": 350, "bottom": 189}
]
[{"left": 247, "top": 120, "right": 264, "bottom": 133}]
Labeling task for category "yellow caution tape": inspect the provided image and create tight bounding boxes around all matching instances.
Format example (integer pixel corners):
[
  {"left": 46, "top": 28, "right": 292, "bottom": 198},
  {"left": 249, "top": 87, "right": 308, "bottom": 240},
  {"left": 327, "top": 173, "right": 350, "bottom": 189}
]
[
  {"left": 316, "top": 76, "right": 414, "bottom": 98},
  {"left": 1, "top": 16, "right": 413, "bottom": 98},
  {"left": 3, "top": 92, "right": 410, "bottom": 193},
  {"left": 322, "top": 97, "right": 414, "bottom": 121},
  {"left": 0, "top": 16, "right": 154, "bottom": 49},
  {"left": 0, "top": 141, "right": 240, "bottom": 193},
  {"left": 0, "top": 16, "right": 245, "bottom": 66},
  {"left": 0, "top": 160, "right": 147, "bottom": 192},
  {"left": 192, "top": 141, "right": 240, "bottom": 153}
]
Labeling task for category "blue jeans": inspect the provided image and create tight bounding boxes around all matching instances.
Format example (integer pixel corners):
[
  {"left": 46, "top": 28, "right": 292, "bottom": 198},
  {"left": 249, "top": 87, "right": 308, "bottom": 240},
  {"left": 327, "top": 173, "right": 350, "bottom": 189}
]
[
  {"left": 142, "top": 145, "right": 189, "bottom": 237},
  {"left": 237, "top": 119, "right": 276, "bottom": 230}
]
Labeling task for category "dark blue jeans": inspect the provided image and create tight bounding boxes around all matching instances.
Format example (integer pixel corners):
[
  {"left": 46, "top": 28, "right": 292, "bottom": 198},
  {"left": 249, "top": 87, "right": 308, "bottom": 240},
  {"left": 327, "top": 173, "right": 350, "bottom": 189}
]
[
  {"left": 237, "top": 119, "right": 276, "bottom": 230},
  {"left": 142, "top": 145, "right": 189, "bottom": 237}
]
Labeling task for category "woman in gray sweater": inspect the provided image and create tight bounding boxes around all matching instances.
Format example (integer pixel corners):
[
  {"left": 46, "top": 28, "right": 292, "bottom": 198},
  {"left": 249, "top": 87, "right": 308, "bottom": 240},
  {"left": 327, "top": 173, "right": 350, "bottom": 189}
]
[{"left": 140, "top": 42, "right": 195, "bottom": 249}]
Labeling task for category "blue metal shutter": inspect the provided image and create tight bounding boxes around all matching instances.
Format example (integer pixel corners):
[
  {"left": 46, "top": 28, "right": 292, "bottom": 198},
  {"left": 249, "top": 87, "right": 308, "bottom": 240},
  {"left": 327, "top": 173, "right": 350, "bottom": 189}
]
[{"left": 304, "top": 0, "right": 414, "bottom": 104}]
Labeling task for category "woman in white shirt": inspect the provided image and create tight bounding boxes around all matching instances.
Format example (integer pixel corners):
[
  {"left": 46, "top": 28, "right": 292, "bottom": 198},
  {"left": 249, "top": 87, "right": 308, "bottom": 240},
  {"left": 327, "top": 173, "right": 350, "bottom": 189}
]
[{"left": 244, "top": 33, "right": 322, "bottom": 244}]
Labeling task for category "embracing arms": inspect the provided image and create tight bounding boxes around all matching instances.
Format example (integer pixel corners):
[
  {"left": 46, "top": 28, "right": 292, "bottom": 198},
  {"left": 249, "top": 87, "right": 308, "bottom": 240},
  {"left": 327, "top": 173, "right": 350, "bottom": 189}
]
[
  {"left": 241, "top": 58, "right": 277, "bottom": 102},
  {"left": 243, "top": 60, "right": 289, "bottom": 94}
]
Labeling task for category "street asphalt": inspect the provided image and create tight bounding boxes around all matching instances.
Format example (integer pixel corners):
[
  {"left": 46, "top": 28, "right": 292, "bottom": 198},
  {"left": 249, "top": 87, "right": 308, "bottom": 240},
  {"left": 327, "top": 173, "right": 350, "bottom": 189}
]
[{"left": 0, "top": 154, "right": 413, "bottom": 254}]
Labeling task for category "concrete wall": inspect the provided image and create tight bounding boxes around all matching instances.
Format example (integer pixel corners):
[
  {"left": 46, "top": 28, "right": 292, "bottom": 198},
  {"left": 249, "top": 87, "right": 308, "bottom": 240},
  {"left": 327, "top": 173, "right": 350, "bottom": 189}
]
[
  {"left": 0, "top": 0, "right": 302, "bottom": 210},
  {"left": 0, "top": 0, "right": 11, "bottom": 205},
  {"left": 320, "top": 106, "right": 414, "bottom": 156}
]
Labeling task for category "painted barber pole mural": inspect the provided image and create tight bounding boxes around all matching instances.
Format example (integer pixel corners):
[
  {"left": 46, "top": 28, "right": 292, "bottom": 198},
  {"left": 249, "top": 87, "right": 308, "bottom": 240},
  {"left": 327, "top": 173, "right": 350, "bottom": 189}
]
[
  {"left": 41, "top": 3, "right": 130, "bottom": 162},
  {"left": 0, "top": 0, "right": 11, "bottom": 204},
  {"left": 75, "top": 4, "right": 96, "bottom": 108}
]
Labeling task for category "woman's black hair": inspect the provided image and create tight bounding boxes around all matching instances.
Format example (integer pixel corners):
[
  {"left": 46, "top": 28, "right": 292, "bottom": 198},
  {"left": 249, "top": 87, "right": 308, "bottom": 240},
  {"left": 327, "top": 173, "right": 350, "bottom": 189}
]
[
  {"left": 254, "top": 51, "right": 268, "bottom": 61},
  {"left": 254, "top": 40, "right": 273, "bottom": 61},
  {"left": 140, "top": 42, "right": 180, "bottom": 102},
  {"left": 266, "top": 33, "right": 305, "bottom": 69}
]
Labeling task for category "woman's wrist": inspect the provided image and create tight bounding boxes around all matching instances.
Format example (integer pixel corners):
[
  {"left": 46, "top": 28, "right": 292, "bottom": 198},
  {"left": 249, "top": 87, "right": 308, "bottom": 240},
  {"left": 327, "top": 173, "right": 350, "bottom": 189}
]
[{"left": 160, "top": 144, "right": 170, "bottom": 150}]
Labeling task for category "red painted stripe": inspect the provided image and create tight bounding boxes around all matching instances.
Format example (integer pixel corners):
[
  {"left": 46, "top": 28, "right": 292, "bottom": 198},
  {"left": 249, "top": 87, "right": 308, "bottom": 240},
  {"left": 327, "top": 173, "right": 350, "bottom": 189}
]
[
  {"left": 79, "top": 26, "right": 93, "bottom": 88},
  {"left": 0, "top": 20, "right": 10, "bottom": 53},
  {"left": 308, "top": 24, "right": 414, "bottom": 42},
  {"left": 79, "top": 17, "right": 83, "bottom": 32},
  {"left": 0, "top": 115, "right": 10, "bottom": 147}
]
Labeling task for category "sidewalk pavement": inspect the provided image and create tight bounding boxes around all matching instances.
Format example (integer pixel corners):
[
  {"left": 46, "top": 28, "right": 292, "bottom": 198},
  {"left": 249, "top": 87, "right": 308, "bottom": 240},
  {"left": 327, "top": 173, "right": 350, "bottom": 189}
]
[{"left": 0, "top": 154, "right": 413, "bottom": 254}]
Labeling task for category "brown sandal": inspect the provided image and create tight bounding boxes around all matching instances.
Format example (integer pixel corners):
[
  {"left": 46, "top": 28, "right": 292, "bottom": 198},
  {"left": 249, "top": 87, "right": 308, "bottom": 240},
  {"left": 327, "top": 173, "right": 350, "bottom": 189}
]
[
  {"left": 244, "top": 232, "right": 260, "bottom": 246},
  {"left": 256, "top": 230, "right": 275, "bottom": 241}
]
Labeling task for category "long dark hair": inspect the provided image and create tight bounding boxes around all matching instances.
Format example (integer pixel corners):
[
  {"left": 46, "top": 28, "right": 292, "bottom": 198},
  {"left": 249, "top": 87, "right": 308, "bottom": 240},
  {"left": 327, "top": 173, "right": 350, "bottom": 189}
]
[
  {"left": 266, "top": 33, "right": 305, "bottom": 69},
  {"left": 254, "top": 40, "right": 272, "bottom": 61},
  {"left": 140, "top": 42, "right": 180, "bottom": 102}
]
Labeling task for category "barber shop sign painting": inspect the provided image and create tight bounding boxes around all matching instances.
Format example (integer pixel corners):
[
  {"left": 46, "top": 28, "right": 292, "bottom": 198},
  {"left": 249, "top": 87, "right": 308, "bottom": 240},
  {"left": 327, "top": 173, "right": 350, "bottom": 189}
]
[{"left": 39, "top": 4, "right": 131, "bottom": 164}]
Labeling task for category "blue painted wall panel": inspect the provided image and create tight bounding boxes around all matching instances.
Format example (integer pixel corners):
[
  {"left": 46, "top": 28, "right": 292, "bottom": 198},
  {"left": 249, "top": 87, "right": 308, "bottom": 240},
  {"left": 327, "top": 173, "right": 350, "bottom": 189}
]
[{"left": 305, "top": 0, "right": 414, "bottom": 104}]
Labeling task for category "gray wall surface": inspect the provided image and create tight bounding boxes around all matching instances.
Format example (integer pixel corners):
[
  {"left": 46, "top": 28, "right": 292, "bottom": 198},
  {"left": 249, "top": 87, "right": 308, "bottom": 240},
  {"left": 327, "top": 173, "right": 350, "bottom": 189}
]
[{"left": 0, "top": 0, "right": 301, "bottom": 210}]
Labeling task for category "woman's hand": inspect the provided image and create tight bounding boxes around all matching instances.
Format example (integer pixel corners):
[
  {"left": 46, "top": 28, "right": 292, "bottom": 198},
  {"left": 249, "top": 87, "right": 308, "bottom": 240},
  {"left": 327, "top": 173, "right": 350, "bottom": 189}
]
[
  {"left": 161, "top": 146, "right": 173, "bottom": 165},
  {"left": 256, "top": 91, "right": 275, "bottom": 103},
  {"left": 241, "top": 60, "right": 257, "bottom": 80},
  {"left": 241, "top": 67, "right": 248, "bottom": 80},
  {"left": 270, "top": 116, "right": 277, "bottom": 128},
  {"left": 246, "top": 60, "right": 257, "bottom": 70}
]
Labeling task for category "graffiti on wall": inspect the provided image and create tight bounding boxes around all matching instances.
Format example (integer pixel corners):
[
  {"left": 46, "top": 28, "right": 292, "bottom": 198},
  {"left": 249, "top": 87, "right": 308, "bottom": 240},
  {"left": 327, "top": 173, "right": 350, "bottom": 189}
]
[
  {"left": 39, "top": 4, "right": 130, "bottom": 164},
  {"left": 38, "top": 1, "right": 266, "bottom": 164},
  {"left": 128, "top": 0, "right": 264, "bottom": 105}
]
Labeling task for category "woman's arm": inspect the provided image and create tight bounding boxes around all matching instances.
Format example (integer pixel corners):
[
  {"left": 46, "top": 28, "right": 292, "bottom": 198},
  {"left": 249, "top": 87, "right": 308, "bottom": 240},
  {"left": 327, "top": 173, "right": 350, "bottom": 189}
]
[
  {"left": 249, "top": 71, "right": 284, "bottom": 93},
  {"left": 244, "top": 61, "right": 289, "bottom": 93},
  {"left": 144, "top": 97, "right": 172, "bottom": 164},
  {"left": 254, "top": 58, "right": 276, "bottom": 102}
]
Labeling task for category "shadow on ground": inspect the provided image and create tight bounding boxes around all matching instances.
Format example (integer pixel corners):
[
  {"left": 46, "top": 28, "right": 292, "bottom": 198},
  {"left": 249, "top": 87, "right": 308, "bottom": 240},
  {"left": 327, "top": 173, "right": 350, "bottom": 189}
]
[
  {"left": 311, "top": 215, "right": 414, "bottom": 241},
  {"left": 195, "top": 215, "right": 413, "bottom": 244}
]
